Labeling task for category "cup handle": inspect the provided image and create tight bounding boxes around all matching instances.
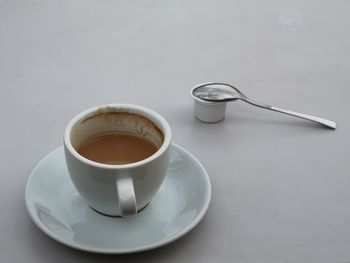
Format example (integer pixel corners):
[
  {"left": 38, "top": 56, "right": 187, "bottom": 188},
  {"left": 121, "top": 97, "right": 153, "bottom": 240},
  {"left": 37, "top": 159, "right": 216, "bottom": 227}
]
[{"left": 115, "top": 177, "right": 137, "bottom": 217}]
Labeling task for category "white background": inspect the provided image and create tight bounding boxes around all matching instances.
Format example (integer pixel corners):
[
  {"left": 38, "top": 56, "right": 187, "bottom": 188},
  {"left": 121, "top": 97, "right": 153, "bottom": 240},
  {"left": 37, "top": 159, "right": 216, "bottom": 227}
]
[{"left": 1, "top": 0, "right": 349, "bottom": 262}]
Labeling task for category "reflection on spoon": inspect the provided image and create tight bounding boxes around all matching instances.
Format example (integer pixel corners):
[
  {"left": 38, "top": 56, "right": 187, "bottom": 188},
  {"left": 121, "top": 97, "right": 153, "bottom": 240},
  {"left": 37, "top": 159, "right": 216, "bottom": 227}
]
[{"left": 192, "top": 83, "right": 336, "bottom": 129}]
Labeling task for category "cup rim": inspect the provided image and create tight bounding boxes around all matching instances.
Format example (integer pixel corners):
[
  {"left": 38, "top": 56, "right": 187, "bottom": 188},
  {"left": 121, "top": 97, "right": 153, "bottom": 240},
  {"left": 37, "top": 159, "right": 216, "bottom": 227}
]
[{"left": 64, "top": 104, "right": 172, "bottom": 169}]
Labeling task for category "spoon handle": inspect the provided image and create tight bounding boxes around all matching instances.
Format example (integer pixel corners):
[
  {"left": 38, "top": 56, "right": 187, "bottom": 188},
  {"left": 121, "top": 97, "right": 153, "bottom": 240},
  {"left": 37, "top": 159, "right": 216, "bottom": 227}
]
[{"left": 243, "top": 97, "right": 336, "bottom": 129}]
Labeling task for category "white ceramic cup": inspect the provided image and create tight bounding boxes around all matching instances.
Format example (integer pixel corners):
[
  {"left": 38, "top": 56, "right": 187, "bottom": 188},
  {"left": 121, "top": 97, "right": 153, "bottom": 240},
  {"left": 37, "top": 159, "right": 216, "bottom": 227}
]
[{"left": 64, "top": 104, "right": 172, "bottom": 217}]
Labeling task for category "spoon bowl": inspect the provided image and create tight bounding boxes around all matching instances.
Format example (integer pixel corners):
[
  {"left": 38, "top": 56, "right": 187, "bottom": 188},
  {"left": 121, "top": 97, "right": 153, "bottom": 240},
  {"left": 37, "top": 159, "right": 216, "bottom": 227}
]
[{"left": 193, "top": 83, "right": 243, "bottom": 101}]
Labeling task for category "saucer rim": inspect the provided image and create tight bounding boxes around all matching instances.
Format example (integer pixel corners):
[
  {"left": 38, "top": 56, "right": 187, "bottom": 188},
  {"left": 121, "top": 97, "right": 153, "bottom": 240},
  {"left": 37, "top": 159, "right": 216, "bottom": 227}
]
[{"left": 25, "top": 143, "right": 211, "bottom": 254}]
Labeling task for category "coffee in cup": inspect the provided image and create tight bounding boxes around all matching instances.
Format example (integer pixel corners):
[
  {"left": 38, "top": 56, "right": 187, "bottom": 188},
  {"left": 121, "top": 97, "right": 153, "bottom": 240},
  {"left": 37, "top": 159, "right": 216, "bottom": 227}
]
[{"left": 77, "top": 131, "right": 159, "bottom": 165}]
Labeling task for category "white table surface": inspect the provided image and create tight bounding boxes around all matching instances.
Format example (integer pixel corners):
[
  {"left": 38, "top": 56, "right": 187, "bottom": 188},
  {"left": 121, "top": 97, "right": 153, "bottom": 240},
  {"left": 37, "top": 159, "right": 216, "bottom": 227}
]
[{"left": 1, "top": 0, "right": 349, "bottom": 262}]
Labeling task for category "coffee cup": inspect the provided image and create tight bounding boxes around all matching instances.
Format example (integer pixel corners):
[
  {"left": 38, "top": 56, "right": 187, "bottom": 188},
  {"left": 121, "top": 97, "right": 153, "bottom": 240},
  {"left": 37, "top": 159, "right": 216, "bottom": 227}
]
[{"left": 64, "top": 104, "right": 172, "bottom": 217}]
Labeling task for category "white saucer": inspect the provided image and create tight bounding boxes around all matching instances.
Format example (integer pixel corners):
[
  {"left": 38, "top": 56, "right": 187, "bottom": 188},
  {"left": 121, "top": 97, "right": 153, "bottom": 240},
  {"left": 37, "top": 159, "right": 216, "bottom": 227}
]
[{"left": 25, "top": 144, "right": 211, "bottom": 254}]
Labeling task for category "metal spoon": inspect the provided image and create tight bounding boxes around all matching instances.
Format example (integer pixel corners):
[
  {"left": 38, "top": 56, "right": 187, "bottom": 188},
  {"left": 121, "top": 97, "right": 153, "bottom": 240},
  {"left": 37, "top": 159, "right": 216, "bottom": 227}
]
[{"left": 192, "top": 82, "right": 336, "bottom": 129}]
